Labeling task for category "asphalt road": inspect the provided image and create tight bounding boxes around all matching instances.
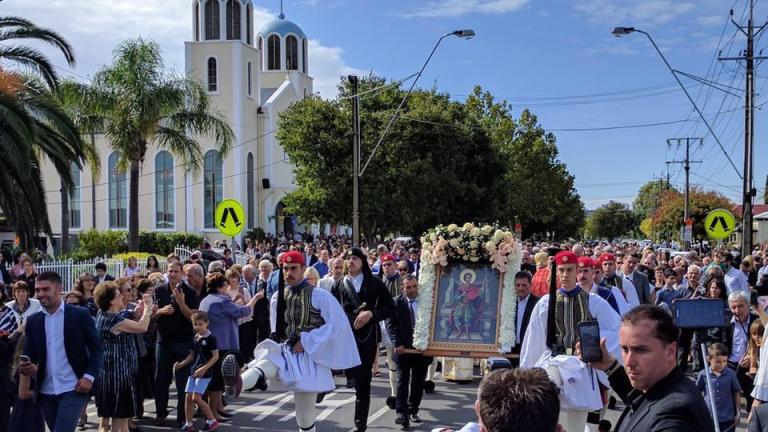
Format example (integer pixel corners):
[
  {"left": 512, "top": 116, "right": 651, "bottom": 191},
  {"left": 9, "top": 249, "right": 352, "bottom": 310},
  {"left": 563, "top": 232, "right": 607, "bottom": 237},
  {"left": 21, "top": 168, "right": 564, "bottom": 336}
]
[{"left": 76, "top": 358, "right": 748, "bottom": 432}]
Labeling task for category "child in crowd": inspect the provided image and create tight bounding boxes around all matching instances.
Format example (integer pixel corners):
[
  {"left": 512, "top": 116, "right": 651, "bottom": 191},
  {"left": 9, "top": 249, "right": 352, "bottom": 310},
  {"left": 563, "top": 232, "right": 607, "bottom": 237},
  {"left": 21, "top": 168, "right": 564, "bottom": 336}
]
[
  {"left": 696, "top": 342, "right": 742, "bottom": 432},
  {"left": 655, "top": 267, "right": 684, "bottom": 313},
  {"left": 174, "top": 311, "right": 220, "bottom": 432}
]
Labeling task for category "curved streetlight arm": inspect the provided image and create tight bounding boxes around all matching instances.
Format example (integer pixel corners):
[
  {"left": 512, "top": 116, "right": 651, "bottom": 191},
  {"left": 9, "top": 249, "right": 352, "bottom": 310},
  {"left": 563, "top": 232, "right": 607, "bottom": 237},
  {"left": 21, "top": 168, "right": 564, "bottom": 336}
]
[
  {"left": 359, "top": 32, "right": 453, "bottom": 176},
  {"left": 624, "top": 28, "right": 742, "bottom": 179}
]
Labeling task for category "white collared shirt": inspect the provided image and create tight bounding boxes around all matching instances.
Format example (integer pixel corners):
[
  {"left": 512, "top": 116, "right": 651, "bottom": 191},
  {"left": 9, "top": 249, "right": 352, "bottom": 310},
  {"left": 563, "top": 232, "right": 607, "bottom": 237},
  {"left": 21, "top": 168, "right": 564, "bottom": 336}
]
[
  {"left": 40, "top": 301, "right": 81, "bottom": 395},
  {"left": 729, "top": 315, "right": 750, "bottom": 363},
  {"left": 346, "top": 273, "right": 364, "bottom": 293},
  {"left": 516, "top": 294, "right": 529, "bottom": 343}
]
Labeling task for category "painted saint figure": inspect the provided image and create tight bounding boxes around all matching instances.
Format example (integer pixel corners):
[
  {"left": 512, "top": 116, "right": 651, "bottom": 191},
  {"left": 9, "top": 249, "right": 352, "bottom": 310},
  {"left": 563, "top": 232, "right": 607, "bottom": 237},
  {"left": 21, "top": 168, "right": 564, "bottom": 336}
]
[{"left": 449, "top": 269, "right": 483, "bottom": 339}]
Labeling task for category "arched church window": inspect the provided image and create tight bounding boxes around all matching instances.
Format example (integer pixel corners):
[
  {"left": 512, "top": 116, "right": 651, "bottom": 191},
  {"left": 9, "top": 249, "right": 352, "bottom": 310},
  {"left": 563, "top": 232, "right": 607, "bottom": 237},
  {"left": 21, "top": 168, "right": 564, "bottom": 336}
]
[
  {"left": 204, "top": 0, "right": 220, "bottom": 40},
  {"left": 286, "top": 35, "right": 298, "bottom": 70},
  {"left": 204, "top": 150, "right": 223, "bottom": 228},
  {"left": 226, "top": 0, "right": 241, "bottom": 40},
  {"left": 246, "top": 4, "right": 253, "bottom": 45},
  {"left": 108, "top": 152, "right": 127, "bottom": 229},
  {"left": 194, "top": 2, "right": 200, "bottom": 41},
  {"left": 247, "top": 61, "right": 252, "bottom": 96},
  {"left": 155, "top": 151, "right": 174, "bottom": 229},
  {"left": 207, "top": 57, "right": 217, "bottom": 92},
  {"left": 268, "top": 34, "right": 281, "bottom": 70},
  {"left": 302, "top": 38, "right": 308, "bottom": 73}
]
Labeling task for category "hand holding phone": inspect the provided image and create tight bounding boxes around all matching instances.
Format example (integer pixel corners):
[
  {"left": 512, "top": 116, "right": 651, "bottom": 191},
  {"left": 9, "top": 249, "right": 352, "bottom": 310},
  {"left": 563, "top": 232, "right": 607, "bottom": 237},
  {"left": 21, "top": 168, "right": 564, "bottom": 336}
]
[{"left": 578, "top": 321, "right": 603, "bottom": 363}]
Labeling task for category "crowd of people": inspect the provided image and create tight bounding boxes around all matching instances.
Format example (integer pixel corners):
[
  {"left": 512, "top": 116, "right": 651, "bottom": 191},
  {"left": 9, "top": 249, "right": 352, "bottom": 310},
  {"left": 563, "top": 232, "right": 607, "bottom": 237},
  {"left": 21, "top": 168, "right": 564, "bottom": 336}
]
[{"left": 1, "top": 234, "right": 768, "bottom": 431}]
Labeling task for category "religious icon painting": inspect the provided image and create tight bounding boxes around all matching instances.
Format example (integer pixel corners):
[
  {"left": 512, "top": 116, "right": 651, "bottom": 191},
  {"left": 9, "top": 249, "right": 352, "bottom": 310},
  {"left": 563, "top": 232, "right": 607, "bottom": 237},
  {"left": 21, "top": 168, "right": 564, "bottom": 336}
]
[{"left": 426, "top": 263, "right": 504, "bottom": 356}]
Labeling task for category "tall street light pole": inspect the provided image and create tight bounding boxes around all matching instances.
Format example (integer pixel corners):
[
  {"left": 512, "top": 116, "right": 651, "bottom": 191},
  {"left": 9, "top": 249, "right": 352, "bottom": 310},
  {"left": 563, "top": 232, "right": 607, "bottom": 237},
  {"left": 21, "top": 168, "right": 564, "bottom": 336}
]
[{"left": 349, "top": 29, "right": 475, "bottom": 246}]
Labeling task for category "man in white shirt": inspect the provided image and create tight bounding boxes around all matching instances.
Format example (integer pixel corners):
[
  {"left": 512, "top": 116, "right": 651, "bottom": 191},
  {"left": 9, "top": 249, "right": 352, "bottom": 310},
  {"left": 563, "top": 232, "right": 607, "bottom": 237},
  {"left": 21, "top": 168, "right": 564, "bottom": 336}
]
[
  {"left": 318, "top": 258, "right": 343, "bottom": 292},
  {"left": 20, "top": 271, "right": 103, "bottom": 432}
]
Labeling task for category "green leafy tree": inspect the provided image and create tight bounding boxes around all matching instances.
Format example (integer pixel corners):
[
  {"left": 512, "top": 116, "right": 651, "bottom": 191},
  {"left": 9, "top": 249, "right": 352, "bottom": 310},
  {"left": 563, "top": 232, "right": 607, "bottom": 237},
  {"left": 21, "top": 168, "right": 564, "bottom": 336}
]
[
  {"left": 464, "top": 87, "right": 585, "bottom": 239},
  {"left": 0, "top": 17, "right": 93, "bottom": 249},
  {"left": 584, "top": 201, "right": 638, "bottom": 240},
  {"left": 72, "top": 39, "right": 233, "bottom": 251},
  {"left": 764, "top": 174, "right": 768, "bottom": 204},
  {"left": 633, "top": 179, "right": 678, "bottom": 220},
  {"left": 278, "top": 75, "right": 507, "bottom": 240},
  {"left": 651, "top": 188, "right": 734, "bottom": 241}
]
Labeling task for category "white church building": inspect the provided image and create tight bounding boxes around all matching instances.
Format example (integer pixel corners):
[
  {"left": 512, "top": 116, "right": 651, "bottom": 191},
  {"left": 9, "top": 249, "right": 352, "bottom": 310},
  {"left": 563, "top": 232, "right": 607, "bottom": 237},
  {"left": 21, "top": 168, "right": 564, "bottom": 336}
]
[{"left": 42, "top": 0, "right": 317, "bottom": 244}]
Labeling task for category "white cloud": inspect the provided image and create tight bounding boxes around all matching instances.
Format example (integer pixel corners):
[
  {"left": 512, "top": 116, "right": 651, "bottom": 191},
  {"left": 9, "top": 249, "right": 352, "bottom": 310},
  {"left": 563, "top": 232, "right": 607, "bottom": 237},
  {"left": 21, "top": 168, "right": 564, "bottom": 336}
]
[
  {"left": 2, "top": 0, "right": 359, "bottom": 99},
  {"left": 695, "top": 15, "right": 723, "bottom": 27},
  {"left": 405, "top": 0, "right": 528, "bottom": 18},
  {"left": 574, "top": 0, "right": 695, "bottom": 26}
]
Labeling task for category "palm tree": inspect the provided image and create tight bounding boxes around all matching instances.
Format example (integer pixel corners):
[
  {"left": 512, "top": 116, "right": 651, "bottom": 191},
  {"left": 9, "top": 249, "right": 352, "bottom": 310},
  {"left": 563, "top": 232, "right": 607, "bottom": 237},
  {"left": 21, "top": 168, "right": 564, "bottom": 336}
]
[
  {"left": 0, "top": 16, "right": 89, "bottom": 250},
  {"left": 75, "top": 38, "right": 233, "bottom": 251}
]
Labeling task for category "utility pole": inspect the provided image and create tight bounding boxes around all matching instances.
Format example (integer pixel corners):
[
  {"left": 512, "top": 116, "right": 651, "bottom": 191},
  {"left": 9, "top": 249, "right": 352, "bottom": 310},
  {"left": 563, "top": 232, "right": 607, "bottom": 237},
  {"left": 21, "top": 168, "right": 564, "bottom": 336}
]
[
  {"left": 720, "top": 0, "right": 767, "bottom": 256},
  {"left": 651, "top": 173, "right": 668, "bottom": 243},
  {"left": 349, "top": 75, "right": 361, "bottom": 247},
  {"left": 667, "top": 138, "right": 703, "bottom": 251}
]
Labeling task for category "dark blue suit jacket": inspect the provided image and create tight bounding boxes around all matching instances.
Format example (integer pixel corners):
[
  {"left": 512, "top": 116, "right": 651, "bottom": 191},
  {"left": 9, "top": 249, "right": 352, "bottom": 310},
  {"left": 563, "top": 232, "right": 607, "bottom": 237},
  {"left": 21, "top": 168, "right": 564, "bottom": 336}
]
[{"left": 24, "top": 303, "right": 103, "bottom": 390}]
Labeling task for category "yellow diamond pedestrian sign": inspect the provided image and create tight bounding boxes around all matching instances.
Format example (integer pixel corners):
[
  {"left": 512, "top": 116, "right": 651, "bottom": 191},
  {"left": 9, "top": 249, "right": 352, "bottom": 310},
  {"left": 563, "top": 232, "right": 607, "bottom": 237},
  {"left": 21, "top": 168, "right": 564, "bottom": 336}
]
[
  {"left": 215, "top": 199, "right": 245, "bottom": 237},
  {"left": 704, "top": 208, "right": 736, "bottom": 240}
]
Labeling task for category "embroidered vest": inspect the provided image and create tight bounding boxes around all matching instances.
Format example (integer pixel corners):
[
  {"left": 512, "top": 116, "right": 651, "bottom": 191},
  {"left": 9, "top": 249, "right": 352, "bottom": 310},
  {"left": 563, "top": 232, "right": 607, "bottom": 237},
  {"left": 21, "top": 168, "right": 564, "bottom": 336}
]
[
  {"left": 554, "top": 289, "right": 594, "bottom": 354},
  {"left": 284, "top": 283, "right": 325, "bottom": 335},
  {"left": 384, "top": 275, "right": 401, "bottom": 298}
]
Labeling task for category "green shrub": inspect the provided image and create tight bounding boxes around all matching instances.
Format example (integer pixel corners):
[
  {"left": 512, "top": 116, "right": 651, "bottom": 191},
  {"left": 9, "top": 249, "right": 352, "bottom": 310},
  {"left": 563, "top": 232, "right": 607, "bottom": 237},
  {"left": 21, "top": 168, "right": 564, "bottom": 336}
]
[
  {"left": 138, "top": 231, "right": 203, "bottom": 256},
  {"left": 77, "top": 229, "right": 127, "bottom": 258},
  {"left": 244, "top": 227, "right": 266, "bottom": 241}
]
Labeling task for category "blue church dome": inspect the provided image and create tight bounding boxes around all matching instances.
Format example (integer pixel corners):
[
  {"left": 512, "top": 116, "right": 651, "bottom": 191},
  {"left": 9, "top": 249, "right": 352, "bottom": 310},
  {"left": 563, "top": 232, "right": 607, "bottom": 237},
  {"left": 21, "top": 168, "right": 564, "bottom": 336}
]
[{"left": 258, "top": 15, "right": 306, "bottom": 39}]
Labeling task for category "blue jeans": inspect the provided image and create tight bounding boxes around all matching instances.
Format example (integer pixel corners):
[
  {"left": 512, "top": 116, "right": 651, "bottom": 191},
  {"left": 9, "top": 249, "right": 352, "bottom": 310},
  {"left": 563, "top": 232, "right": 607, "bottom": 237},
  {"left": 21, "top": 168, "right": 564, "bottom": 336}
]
[
  {"left": 38, "top": 391, "right": 89, "bottom": 432},
  {"left": 154, "top": 342, "right": 192, "bottom": 422}
]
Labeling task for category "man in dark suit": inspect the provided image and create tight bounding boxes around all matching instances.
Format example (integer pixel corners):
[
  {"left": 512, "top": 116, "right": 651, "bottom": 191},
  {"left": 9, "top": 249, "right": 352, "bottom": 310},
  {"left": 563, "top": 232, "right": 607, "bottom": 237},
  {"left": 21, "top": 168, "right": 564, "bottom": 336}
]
[
  {"left": 94, "top": 262, "right": 115, "bottom": 284},
  {"left": 332, "top": 247, "right": 395, "bottom": 432},
  {"left": 723, "top": 291, "right": 759, "bottom": 410},
  {"left": 304, "top": 244, "right": 319, "bottom": 267},
  {"left": 387, "top": 274, "right": 433, "bottom": 428},
  {"left": 511, "top": 271, "right": 538, "bottom": 365},
  {"left": 20, "top": 271, "right": 103, "bottom": 432},
  {"left": 590, "top": 305, "right": 714, "bottom": 432},
  {"left": 622, "top": 253, "right": 652, "bottom": 305}
]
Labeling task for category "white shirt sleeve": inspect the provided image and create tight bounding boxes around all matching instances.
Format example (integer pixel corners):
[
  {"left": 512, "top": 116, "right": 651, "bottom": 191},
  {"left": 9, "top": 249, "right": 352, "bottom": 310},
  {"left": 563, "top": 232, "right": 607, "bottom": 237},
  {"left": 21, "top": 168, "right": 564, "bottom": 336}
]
[
  {"left": 611, "top": 286, "right": 631, "bottom": 316},
  {"left": 520, "top": 294, "right": 550, "bottom": 368},
  {"left": 621, "top": 277, "right": 640, "bottom": 308}
]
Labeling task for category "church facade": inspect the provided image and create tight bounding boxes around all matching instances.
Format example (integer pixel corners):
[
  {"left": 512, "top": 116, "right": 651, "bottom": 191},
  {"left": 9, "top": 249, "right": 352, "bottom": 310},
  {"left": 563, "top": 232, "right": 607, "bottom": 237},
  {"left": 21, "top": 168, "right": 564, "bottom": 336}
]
[{"left": 41, "top": 0, "right": 315, "bottom": 244}]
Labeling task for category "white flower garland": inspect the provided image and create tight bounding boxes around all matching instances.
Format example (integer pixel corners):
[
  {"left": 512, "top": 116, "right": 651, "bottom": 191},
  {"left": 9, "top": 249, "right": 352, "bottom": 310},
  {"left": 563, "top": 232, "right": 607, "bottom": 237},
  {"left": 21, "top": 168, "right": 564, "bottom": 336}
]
[{"left": 413, "top": 223, "right": 521, "bottom": 353}]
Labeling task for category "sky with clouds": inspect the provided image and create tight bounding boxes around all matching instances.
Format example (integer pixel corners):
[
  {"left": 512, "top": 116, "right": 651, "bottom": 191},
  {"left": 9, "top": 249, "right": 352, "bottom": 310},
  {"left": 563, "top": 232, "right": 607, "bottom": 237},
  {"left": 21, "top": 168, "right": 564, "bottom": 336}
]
[{"left": 2, "top": 0, "right": 767, "bottom": 212}]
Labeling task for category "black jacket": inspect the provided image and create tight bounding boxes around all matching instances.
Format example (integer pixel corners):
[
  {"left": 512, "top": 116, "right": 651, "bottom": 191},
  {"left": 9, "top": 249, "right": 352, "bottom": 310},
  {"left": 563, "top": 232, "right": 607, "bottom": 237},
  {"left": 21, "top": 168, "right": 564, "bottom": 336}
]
[
  {"left": 387, "top": 294, "right": 417, "bottom": 349},
  {"left": 610, "top": 365, "right": 714, "bottom": 432},
  {"left": 511, "top": 294, "right": 539, "bottom": 354},
  {"left": 332, "top": 274, "right": 394, "bottom": 345}
]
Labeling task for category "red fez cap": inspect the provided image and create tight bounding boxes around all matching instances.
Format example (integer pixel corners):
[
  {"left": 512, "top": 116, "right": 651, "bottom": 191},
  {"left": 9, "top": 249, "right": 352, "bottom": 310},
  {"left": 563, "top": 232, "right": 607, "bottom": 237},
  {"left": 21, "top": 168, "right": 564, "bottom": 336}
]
[
  {"left": 598, "top": 253, "right": 615, "bottom": 264},
  {"left": 578, "top": 256, "right": 596, "bottom": 269},
  {"left": 381, "top": 254, "right": 397, "bottom": 263},
  {"left": 282, "top": 250, "right": 305, "bottom": 266},
  {"left": 555, "top": 251, "right": 578, "bottom": 266}
]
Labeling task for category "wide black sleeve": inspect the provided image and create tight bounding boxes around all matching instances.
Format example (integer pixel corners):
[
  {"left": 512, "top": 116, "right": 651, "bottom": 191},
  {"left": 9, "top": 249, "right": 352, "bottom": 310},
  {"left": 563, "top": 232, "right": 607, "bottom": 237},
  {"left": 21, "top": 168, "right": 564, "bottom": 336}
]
[
  {"left": 370, "top": 278, "right": 395, "bottom": 323},
  {"left": 386, "top": 299, "right": 401, "bottom": 347},
  {"left": 607, "top": 365, "right": 634, "bottom": 405}
]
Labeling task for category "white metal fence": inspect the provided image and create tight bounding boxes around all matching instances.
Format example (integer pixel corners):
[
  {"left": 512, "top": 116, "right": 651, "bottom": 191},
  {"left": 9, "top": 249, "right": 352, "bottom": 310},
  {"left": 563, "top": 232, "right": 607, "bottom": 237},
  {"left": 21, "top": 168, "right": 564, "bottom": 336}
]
[{"left": 24, "top": 255, "right": 168, "bottom": 292}]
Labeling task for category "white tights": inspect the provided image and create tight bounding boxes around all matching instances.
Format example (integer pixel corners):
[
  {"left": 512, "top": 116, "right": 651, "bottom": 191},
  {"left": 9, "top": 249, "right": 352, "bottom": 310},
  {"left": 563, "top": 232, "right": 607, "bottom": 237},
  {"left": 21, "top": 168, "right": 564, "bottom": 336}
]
[
  {"left": 242, "top": 359, "right": 318, "bottom": 432},
  {"left": 385, "top": 346, "right": 397, "bottom": 397}
]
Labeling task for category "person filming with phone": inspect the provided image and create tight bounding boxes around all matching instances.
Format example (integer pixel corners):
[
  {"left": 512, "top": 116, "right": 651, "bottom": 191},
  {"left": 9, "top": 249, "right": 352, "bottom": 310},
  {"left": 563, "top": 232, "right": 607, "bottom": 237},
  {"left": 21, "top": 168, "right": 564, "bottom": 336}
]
[{"left": 589, "top": 304, "right": 714, "bottom": 432}]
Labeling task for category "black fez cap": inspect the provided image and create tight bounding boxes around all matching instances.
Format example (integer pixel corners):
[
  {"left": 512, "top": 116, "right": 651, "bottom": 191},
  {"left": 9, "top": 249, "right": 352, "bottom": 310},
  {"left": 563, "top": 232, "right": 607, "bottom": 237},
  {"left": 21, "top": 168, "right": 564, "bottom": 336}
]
[{"left": 346, "top": 247, "right": 367, "bottom": 261}]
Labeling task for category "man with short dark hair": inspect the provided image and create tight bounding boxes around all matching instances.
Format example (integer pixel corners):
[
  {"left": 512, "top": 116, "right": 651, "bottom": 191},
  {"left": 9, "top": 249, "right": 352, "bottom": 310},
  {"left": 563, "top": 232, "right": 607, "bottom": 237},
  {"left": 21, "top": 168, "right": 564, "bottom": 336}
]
[
  {"left": 590, "top": 304, "right": 714, "bottom": 431},
  {"left": 94, "top": 262, "right": 114, "bottom": 284},
  {"left": 511, "top": 271, "right": 538, "bottom": 361},
  {"left": 476, "top": 368, "right": 562, "bottom": 432},
  {"left": 21, "top": 271, "right": 103, "bottom": 432},
  {"left": 387, "top": 275, "right": 432, "bottom": 428}
]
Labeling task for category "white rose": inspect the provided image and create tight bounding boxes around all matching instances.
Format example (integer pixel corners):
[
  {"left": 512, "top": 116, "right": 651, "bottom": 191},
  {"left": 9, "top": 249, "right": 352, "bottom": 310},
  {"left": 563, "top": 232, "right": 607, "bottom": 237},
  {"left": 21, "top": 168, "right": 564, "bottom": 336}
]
[
  {"left": 430, "top": 233, "right": 438, "bottom": 242},
  {"left": 470, "top": 227, "right": 481, "bottom": 237},
  {"left": 469, "top": 256, "right": 480, "bottom": 262},
  {"left": 469, "top": 240, "right": 478, "bottom": 249},
  {"left": 447, "top": 224, "right": 458, "bottom": 232},
  {"left": 449, "top": 238, "right": 460, "bottom": 248},
  {"left": 481, "top": 225, "right": 493, "bottom": 235},
  {"left": 504, "top": 232, "right": 514, "bottom": 241},
  {"left": 463, "top": 223, "right": 475, "bottom": 231},
  {"left": 494, "top": 230, "right": 505, "bottom": 241},
  {"left": 463, "top": 255, "right": 469, "bottom": 261},
  {"left": 485, "top": 241, "right": 497, "bottom": 252}
]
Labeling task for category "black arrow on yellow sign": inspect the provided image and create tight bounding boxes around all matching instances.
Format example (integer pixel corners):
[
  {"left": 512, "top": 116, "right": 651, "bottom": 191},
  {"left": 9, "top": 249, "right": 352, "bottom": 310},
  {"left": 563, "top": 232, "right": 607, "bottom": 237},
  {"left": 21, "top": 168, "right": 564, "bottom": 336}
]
[
  {"left": 708, "top": 216, "right": 731, "bottom": 232},
  {"left": 220, "top": 207, "right": 242, "bottom": 228}
]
